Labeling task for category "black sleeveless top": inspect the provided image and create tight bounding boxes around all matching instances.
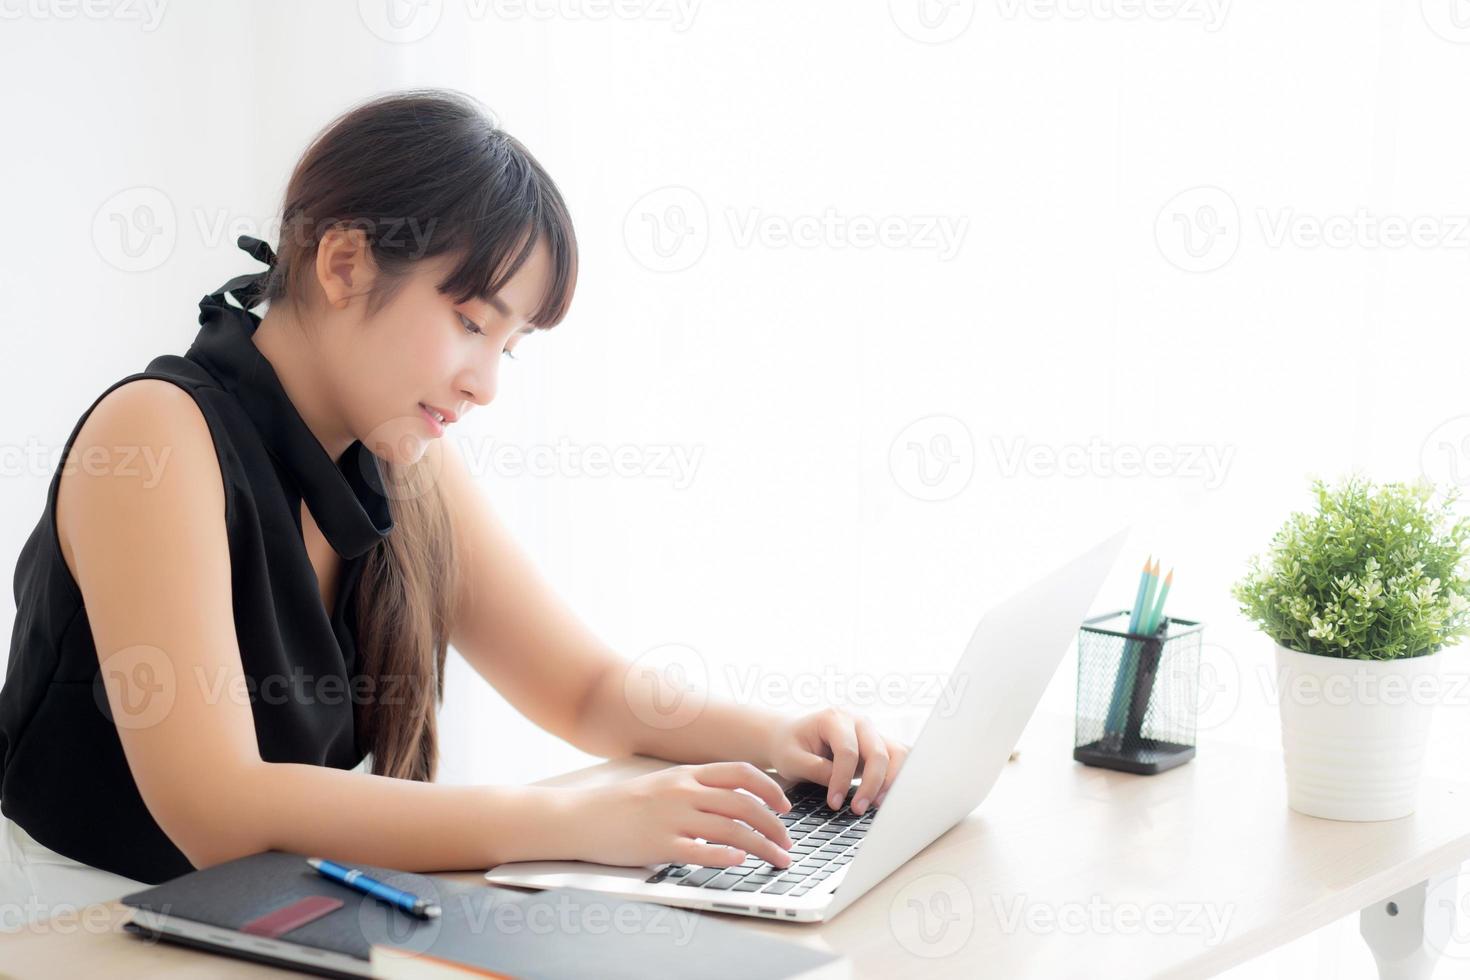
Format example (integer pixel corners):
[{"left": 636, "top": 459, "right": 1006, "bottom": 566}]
[{"left": 0, "top": 236, "right": 395, "bottom": 884}]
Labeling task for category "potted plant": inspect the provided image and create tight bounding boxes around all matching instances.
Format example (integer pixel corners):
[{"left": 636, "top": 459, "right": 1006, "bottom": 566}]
[{"left": 1232, "top": 476, "right": 1470, "bottom": 821}]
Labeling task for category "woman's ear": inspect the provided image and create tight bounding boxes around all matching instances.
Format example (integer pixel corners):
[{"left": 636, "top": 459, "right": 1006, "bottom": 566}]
[{"left": 315, "top": 226, "right": 377, "bottom": 311}]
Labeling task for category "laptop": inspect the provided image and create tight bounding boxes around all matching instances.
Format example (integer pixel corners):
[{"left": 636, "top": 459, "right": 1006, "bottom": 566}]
[{"left": 484, "top": 527, "right": 1129, "bottom": 922}]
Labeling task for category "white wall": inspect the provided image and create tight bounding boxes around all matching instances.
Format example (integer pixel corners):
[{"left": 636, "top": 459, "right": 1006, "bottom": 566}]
[{"left": 4, "top": 2, "right": 1470, "bottom": 974}]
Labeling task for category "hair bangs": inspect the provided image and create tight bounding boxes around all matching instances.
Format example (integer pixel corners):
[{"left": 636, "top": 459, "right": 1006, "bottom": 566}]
[{"left": 433, "top": 139, "right": 578, "bottom": 329}]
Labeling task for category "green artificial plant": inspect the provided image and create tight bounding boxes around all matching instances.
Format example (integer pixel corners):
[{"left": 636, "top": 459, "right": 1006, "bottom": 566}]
[{"left": 1232, "top": 475, "right": 1470, "bottom": 660}]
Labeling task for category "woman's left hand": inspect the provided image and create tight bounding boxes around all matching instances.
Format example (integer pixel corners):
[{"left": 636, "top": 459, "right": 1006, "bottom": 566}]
[{"left": 763, "top": 707, "right": 911, "bottom": 815}]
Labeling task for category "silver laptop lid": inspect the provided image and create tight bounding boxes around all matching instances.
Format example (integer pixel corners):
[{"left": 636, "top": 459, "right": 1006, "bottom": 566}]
[{"left": 825, "top": 527, "right": 1129, "bottom": 918}]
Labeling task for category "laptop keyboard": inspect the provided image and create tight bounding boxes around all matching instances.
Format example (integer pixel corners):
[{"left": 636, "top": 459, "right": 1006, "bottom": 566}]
[{"left": 643, "top": 781, "right": 874, "bottom": 898}]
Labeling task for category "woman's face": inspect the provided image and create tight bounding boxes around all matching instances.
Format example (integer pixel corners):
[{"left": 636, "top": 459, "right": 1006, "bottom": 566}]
[{"left": 320, "top": 236, "right": 552, "bottom": 468}]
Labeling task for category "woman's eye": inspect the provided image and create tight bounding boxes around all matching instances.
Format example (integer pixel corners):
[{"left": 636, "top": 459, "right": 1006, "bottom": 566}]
[{"left": 458, "top": 313, "right": 485, "bottom": 336}]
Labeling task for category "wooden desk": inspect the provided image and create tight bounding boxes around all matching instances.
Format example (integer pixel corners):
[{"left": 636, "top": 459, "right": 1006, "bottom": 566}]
[{"left": 6, "top": 710, "right": 1470, "bottom": 979}]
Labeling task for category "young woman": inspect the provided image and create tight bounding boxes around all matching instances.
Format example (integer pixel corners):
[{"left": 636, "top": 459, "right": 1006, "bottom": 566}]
[{"left": 0, "top": 89, "right": 908, "bottom": 917}]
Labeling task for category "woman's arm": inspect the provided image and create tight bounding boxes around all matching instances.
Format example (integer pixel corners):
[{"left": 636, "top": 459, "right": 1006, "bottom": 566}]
[
  {"left": 63, "top": 381, "right": 583, "bottom": 872},
  {"left": 204, "top": 762, "right": 581, "bottom": 871},
  {"left": 573, "top": 664, "right": 791, "bottom": 768}
]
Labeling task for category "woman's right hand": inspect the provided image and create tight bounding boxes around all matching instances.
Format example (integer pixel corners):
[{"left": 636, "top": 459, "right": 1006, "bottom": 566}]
[{"left": 564, "top": 762, "right": 796, "bottom": 869}]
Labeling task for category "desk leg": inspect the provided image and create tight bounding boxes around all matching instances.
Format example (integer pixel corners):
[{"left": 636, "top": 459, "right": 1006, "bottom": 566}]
[{"left": 1359, "top": 865, "right": 1462, "bottom": 980}]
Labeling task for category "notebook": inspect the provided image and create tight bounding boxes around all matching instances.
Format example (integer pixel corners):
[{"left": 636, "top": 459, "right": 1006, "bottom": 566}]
[{"left": 119, "top": 850, "right": 847, "bottom": 979}]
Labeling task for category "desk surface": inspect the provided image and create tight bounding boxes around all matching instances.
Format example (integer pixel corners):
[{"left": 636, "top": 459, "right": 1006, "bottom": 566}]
[{"left": 6, "top": 710, "right": 1470, "bottom": 979}]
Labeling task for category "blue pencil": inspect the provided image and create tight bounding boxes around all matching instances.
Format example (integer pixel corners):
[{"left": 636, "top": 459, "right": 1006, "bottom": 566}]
[
  {"left": 1103, "top": 558, "right": 1154, "bottom": 738},
  {"left": 1142, "top": 568, "right": 1174, "bottom": 634}
]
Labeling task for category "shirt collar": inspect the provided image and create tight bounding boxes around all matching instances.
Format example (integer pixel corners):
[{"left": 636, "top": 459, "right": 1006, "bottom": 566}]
[{"left": 184, "top": 236, "right": 394, "bottom": 561}]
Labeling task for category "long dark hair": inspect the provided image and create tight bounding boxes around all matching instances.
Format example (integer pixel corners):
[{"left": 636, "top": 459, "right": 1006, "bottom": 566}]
[{"left": 260, "top": 89, "right": 577, "bottom": 781}]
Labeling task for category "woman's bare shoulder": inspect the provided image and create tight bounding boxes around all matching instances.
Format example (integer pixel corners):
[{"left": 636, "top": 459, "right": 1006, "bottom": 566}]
[{"left": 55, "top": 377, "right": 226, "bottom": 582}]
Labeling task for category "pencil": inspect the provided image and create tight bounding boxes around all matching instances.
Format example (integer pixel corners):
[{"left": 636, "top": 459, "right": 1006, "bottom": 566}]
[
  {"left": 1104, "top": 557, "right": 1155, "bottom": 737},
  {"left": 1143, "top": 568, "right": 1174, "bottom": 634}
]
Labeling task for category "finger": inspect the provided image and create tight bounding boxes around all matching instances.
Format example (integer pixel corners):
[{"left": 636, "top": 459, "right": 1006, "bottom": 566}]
[
  {"left": 673, "top": 838, "right": 749, "bottom": 868},
  {"left": 694, "top": 761, "right": 791, "bottom": 813},
  {"left": 849, "top": 716, "right": 890, "bottom": 815},
  {"left": 821, "top": 711, "right": 861, "bottom": 810},
  {"left": 687, "top": 813, "right": 791, "bottom": 869},
  {"left": 695, "top": 788, "right": 794, "bottom": 850},
  {"left": 783, "top": 750, "right": 836, "bottom": 788},
  {"left": 874, "top": 739, "right": 910, "bottom": 807}
]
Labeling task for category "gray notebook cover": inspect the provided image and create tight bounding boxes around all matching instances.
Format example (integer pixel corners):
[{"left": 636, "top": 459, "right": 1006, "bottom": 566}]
[{"left": 120, "top": 850, "right": 841, "bottom": 979}]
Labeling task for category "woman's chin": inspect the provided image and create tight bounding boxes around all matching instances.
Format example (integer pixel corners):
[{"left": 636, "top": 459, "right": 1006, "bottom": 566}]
[{"left": 362, "top": 422, "right": 431, "bottom": 468}]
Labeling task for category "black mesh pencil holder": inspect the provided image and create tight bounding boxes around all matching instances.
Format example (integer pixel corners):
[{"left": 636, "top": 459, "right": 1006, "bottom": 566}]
[{"left": 1073, "top": 610, "right": 1204, "bottom": 775}]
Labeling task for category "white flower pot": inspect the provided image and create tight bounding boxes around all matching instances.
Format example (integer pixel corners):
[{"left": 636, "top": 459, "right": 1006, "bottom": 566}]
[{"left": 1274, "top": 642, "right": 1442, "bottom": 822}]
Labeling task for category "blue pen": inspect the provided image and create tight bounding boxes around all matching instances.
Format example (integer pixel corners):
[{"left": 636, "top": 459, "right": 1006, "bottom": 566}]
[{"left": 306, "top": 858, "right": 441, "bottom": 919}]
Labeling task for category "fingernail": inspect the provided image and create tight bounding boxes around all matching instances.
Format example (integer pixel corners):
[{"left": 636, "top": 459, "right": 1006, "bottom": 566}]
[
  {"left": 829, "top": 794, "right": 840, "bottom": 809},
  {"left": 853, "top": 797, "right": 869, "bottom": 814}
]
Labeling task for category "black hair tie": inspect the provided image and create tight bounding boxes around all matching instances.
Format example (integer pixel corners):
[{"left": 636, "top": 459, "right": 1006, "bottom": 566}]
[
  {"left": 237, "top": 234, "right": 277, "bottom": 268},
  {"left": 214, "top": 234, "right": 278, "bottom": 310}
]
